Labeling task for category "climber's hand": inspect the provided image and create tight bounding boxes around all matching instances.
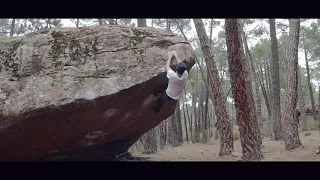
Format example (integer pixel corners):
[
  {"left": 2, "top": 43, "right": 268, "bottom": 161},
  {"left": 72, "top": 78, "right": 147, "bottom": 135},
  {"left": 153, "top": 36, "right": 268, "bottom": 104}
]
[{"left": 172, "top": 51, "right": 182, "bottom": 63}]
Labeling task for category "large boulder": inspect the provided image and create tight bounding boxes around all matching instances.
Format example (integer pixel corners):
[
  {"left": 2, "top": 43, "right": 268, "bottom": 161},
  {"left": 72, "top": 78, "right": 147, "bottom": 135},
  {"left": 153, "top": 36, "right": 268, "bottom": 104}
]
[{"left": 0, "top": 25, "right": 195, "bottom": 161}]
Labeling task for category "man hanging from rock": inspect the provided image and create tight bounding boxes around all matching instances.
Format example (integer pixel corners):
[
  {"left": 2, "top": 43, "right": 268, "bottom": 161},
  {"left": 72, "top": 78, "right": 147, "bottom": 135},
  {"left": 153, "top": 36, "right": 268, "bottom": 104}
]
[{"left": 154, "top": 51, "right": 189, "bottom": 113}]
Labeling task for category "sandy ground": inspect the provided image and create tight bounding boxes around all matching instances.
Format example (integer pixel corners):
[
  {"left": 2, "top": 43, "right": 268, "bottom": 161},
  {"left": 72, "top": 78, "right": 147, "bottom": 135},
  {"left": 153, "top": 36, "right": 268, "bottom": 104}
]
[{"left": 140, "top": 130, "right": 320, "bottom": 161}]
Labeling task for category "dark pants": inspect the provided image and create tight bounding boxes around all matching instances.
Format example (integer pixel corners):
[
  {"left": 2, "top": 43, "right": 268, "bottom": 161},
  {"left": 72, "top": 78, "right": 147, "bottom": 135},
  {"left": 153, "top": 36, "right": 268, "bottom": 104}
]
[{"left": 155, "top": 91, "right": 173, "bottom": 112}]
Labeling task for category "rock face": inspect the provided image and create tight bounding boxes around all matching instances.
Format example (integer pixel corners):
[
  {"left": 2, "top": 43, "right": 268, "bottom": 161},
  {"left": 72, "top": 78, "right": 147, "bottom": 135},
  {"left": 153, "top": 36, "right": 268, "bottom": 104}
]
[{"left": 0, "top": 25, "right": 195, "bottom": 161}]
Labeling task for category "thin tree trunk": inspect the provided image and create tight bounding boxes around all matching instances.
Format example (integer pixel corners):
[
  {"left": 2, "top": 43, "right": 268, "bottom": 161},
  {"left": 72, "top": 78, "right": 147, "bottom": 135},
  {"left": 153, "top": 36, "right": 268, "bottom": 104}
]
[
  {"left": 269, "top": 19, "right": 283, "bottom": 140},
  {"left": 183, "top": 102, "right": 189, "bottom": 142},
  {"left": 317, "top": 81, "right": 320, "bottom": 130},
  {"left": 10, "top": 19, "right": 15, "bottom": 37},
  {"left": 108, "top": 19, "right": 115, "bottom": 25},
  {"left": 137, "top": 19, "right": 147, "bottom": 27},
  {"left": 176, "top": 101, "right": 184, "bottom": 144},
  {"left": 258, "top": 67, "right": 273, "bottom": 138},
  {"left": 298, "top": 65, "right": 308, "bottom": 131},
  {"left": 76, "top": 19, "right": 80, "bottom": 27},
  {"left": 166, "top": 19, "right": 171, "bottom": 31},
  {"left": 304, "top": 49, "right": 317, "bottom": 121},
  {"left": 201, "top": 86, "right": 209, "bottom": 143},
  {"left": 194, "top": 19, "right": 233, "bottom": 156},
  {"left": 282, "top": 19, "right": 303, "bottom": 151},
  {"left": 98, "top": 19, "right": 103, "bottom": 25},
  {"left": 225, "top": 19, "right": 263, "bottom": 161}
]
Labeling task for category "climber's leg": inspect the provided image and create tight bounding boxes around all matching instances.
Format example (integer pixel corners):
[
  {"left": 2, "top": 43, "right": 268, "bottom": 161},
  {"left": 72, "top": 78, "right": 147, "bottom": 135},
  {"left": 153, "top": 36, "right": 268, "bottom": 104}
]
[
  {"left": 155, "top": 91, "right": 172, "bottom": 113},
  {"left": 152, "top": 89, "right": 165, "bottom": 97}
]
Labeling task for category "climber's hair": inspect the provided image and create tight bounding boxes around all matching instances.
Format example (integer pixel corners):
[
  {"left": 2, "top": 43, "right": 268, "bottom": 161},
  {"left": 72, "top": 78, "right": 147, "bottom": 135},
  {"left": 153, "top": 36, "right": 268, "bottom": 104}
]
[{"left": 176, "top": 61, "right": 187, "bottom": 75}]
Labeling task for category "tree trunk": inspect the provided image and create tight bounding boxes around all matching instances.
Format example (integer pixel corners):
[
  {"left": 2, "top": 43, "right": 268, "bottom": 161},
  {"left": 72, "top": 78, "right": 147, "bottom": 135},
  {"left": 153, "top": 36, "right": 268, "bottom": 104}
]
[
  {"left": 183, "top": 102, "right": 189, "bottom": 142},
  {"left": 282, "top": 19, "right": 303, "bottom": 151},
  {"left": 304, "top": 49, "right": 317, "bottom": 121},
  {"left": 166, "top": 19, "right": 171, "bottom": 31},
  {"left": 76, "top": 19, "right": 80, "bottom": 27},
  {"left": 240, "top": 20, "right": 263, "bottom": 139},
  {"left": 238, "top": 20, "right": 262, "bottom": 147},
  {"left": 298, "top": 65, "right": 308, "bottom": 131},
  {"left": 258, "top": 68, "right": 273, "bottom": 138},
  {"left": 108, "top": 19, "right": 115, "bottom": 25},
  {"left": 98, "top": 19, "right": 103, "bottom": 25},
  {"left": 159, "top": 121, "right": 165, "bottom": 149},
  {"left": 317, "top": 82, "right": 320, "bottom": 130},
  {"left": 176, "top": 101, "right": 184, "bottom": 144},
  {"left": 10, "top": 19, "right": 15, "bottom": 37},
  {"left": 137, "top": 19, "right": 147, "bottom": 27},
  {"left": 194, "top": 19, "right": 233, "bottom": 156},
  {"left": 201, "top": 80, "right": 209, "bottom": 143},
  {"left": 225, "top": 19, "right": 263, "bottom": 161},
  {"left": 269, "top": 19, "right": 283, "bottom": 140},
  {"left": 167, "top": 103, "right": 183, "bottom": 147},
  {"left": 142, "top": 127, "right": 158, "bottom": 154}
]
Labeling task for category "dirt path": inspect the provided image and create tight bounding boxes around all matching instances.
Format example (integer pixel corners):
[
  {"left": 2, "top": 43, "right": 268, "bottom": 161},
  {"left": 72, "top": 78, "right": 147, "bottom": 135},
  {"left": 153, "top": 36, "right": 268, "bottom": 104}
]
[{"left": 140, "top": 130, "right": 320, "bottom": 161}]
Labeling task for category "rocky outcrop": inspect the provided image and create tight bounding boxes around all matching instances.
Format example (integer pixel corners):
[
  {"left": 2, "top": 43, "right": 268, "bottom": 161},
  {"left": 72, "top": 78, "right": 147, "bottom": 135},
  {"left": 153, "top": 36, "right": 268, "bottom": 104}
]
[{"left": 0, "top": 25, "right": 195, "bottom": 160}]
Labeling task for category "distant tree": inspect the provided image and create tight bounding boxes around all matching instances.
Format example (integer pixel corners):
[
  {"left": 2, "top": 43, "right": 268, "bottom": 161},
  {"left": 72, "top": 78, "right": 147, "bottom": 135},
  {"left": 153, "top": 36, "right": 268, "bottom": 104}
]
[
  {"left": 297, "top": 65, "right": 308, "bottom": 131},
  {"left": 10, "top": 19, "right": 15, "bottom": 36},
  {"left": 118, "top": 19, "right": 132, "bottom": 26},
  {"left": 300, "top": 25, "right": 320, "bottom": 121},
  {"left": 269, "top": 19, "right": 282, "bottom": 140},
  {"left": 282, "top": 19, "right": 303, "bottom": 150},
  {"left": 71, "top": 19, "right": 81, "bottom": 27},
  {"left": 137, "top": 19, "right": 147, "bottom": 27}
]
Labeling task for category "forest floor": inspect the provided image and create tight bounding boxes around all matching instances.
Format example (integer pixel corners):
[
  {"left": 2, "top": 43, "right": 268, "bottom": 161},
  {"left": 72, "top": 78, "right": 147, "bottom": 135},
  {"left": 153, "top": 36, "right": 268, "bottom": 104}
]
[{"left": 138, "top": 130, "right": 320, "bottom": 161}]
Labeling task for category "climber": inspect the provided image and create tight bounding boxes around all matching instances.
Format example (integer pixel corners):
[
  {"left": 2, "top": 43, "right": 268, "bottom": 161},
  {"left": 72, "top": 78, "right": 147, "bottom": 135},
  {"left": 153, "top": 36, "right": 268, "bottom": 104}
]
[{"left": 154, "top": 51, "right": 189, "bottom": 113}]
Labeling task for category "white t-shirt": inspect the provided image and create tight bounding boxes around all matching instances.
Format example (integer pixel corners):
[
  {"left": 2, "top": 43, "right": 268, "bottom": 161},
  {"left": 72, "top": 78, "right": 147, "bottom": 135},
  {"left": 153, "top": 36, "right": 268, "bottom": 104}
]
[{"left": 165, "top": 69, "right": 189, "bottom": 100}]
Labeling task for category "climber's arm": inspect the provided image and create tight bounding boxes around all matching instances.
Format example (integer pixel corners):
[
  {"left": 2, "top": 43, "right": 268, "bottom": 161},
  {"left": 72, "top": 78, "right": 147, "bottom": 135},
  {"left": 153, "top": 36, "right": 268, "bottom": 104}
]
[
  {"left": 172, "top": 51, "right": 182, "bottom": 63},
  {"left": 166, "top": 52, "right": 173, "bottom": 72}
]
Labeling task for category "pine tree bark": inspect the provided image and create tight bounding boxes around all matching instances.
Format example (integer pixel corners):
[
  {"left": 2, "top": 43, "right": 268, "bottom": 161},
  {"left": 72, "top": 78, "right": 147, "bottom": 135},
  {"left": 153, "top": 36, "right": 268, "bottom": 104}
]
[
  {"left": 304, "top": 49, "right": 317, "bottom": 121},
  {"left": 297, "top": 65, "right": 308, "bottom": 131},
  {"left": 269, "top": 19, "right": 282, "bottom": 140},
  {"left": 238, "top": 20, "right": 263, "bottom": 147},
  {"left": 137, "top": 19, "right": 147, "bottom": 27},
  {"left": 193, "top": 19, "right": 233, "bottom": 156},
  {"left": 240, "top": 20, "right": 263, "bottom": 138},
  {"left": 225, "top": 19, "right": 263, "bottom": 161},
  {"left": 282, "top": 19, "right": 303, "bottom": 150}
]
